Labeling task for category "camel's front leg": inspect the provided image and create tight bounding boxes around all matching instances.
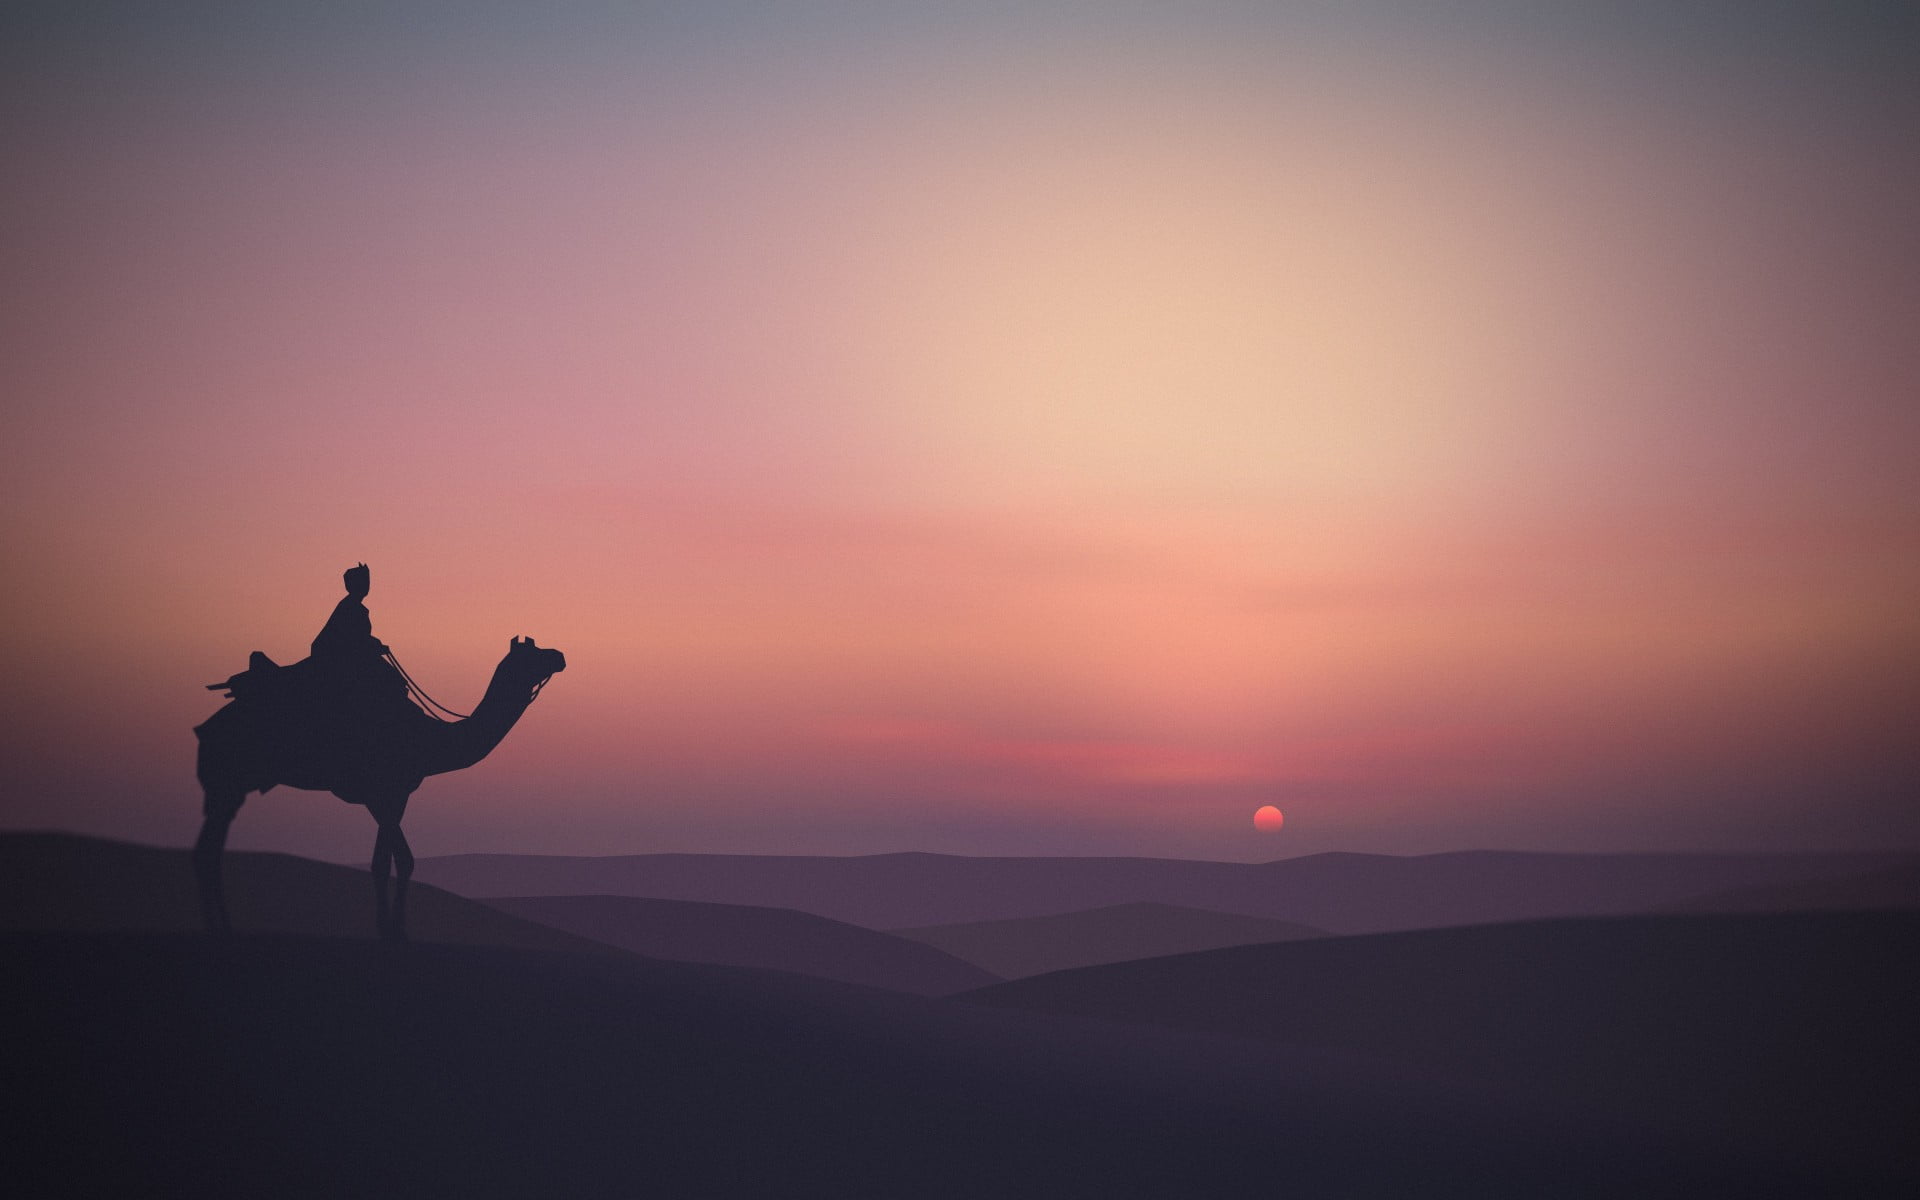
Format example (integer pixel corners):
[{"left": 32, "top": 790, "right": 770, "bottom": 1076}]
[
  {"left": 367, "top": 796, "right": 412, "bottom": 942},
  {"left": 387, "top": 823, "right": 415, "bottom": 940},
  {"left": 369, "top": 823, "right": 394, "bottom": 939},
  {"left": 194, "top": 790, "right": 244, "bottom": 934}
]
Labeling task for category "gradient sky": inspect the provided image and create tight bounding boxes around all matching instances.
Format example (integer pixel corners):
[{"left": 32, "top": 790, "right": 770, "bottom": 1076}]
[{"left": 3, "top": 2, "right": 1917, "bottom": 862}]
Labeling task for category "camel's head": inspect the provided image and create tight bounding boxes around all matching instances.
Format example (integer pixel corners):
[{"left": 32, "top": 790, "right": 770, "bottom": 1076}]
[{"left": 506, "top": 636, "right": 567, "bottom": 696}]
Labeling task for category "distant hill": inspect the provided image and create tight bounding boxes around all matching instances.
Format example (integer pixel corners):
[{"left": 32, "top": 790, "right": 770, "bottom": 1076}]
[
  {"left": 893, "top": 902, "right": 1324, "bottom": 979},
  {"left": 484, "top": 894, "right": 997, "bottom": 995},
  {"left": 415, "top": 847, "right": 1913, "bottom": 934},
  {"left": 968, "top": 912, "right": 1920, "bottom": 1180},
  {"left": 0, "top": 832, "right": 617, "bottom": 956},
  {"left": 1663, "top": 861, "right": 1920, "bottom": 914},
  {"left": 4, "top": 930, "right": 1847, "bottom": 1198}
]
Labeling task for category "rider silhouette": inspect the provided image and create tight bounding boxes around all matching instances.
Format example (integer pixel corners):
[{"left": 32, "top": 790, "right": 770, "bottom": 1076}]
[
  {"left": 312, "top": 563, "right": 384, "bottom": 660},
  {"left": 207, "top": 564, "right": 410, "bottom": 718},
  {"left": 309, "top": 563, "right": 408, "bottom": 710}
]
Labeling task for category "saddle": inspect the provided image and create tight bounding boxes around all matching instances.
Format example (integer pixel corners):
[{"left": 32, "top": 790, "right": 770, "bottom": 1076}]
[
  {"left": 206, "top": 650, "right": 411, "bottom": 713},
  {"left": 205, "top": 651, "right": 285, "bottom": 700}
]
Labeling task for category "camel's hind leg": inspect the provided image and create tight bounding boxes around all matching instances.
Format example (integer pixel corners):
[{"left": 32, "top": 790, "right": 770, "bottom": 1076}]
[
  {"left": 194, "top": 789, "right": 245, "bottom": 934},
  {"left": 366, "top": 795, "right": 413, "bottom": 942}
]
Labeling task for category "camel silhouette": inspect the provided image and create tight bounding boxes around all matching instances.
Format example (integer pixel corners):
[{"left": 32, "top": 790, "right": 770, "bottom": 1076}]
[{"left": 193, "top": 634, "right": 565, "bottom": 940}]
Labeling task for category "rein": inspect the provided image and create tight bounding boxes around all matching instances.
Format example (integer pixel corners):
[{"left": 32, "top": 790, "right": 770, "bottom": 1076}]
[
  {"left": 383, "top": 649, "right": 555, "bottom": 722},
  {"left": 383, "top": 650, "right": 471, "bottom": 722}
]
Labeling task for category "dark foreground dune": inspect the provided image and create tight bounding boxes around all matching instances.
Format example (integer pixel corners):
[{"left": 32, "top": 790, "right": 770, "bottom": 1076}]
[
  {"left": 485, "top": 893, "right": 998, "bottom": 995},
  {"left": 969, "top": 912, "right": 1920, "bottom": 1184},
  {"left": 5, "top": 931, "right": 1863, "bottom": 1199},
  {"left": 894, "top": 901, "right": 1324, "bottom": 979}
]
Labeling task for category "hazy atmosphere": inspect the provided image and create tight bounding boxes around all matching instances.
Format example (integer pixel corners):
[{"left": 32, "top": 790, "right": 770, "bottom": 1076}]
[{"left": 4, "top": 1, "right": 1917, "bottom": 862}]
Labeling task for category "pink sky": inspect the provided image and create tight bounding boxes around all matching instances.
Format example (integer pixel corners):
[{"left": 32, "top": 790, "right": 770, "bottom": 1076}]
[{"left": 2, "top": 5, "right": 1916, "bottom": 860}]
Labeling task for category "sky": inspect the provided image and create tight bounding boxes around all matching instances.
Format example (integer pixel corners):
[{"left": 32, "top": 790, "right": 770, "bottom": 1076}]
[{"left": 2, "top": 2, "right": 1917, "bottom": 862}]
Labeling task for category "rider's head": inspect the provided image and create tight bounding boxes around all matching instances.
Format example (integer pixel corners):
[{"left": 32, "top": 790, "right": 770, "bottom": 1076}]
[{"left": 344, "top": 563, "right": 370, "bottom": 599}]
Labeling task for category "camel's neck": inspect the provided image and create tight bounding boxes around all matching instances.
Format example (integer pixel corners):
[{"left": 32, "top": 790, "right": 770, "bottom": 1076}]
[{"left": 419, "top": 656, "right": 542, "bottom": 777}]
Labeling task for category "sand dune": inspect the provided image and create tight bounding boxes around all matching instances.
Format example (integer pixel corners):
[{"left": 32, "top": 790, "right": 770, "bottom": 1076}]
[
  {"left": 5, "top": 929, "right": 1838, "bottom": 1199},
  {"left": 416, "top": 846, "right": 1911, "bottom": 933},
  {"left": 893, "top": 901, "right": 1323, "bottom": 979},
  {"left": 1664, "top": 861, "right": 1920, "bottom": 914},
  {"left": 486, "top": 893, "right": 997, "bottom": 995},
  {"left": 0, "top": 831, "right": 614, "bottom": 955},
  {"left": 968, "top": 911, "right": 1920, "bottom": 1181}
]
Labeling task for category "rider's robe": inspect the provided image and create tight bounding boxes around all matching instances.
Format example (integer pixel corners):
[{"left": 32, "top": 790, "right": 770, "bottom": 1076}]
[
  {"left": 312, "top": 594, "right": 378, "bottom": 659},
  {"left": 309, "top": 592, "right": 408, "bottom": 707}
]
